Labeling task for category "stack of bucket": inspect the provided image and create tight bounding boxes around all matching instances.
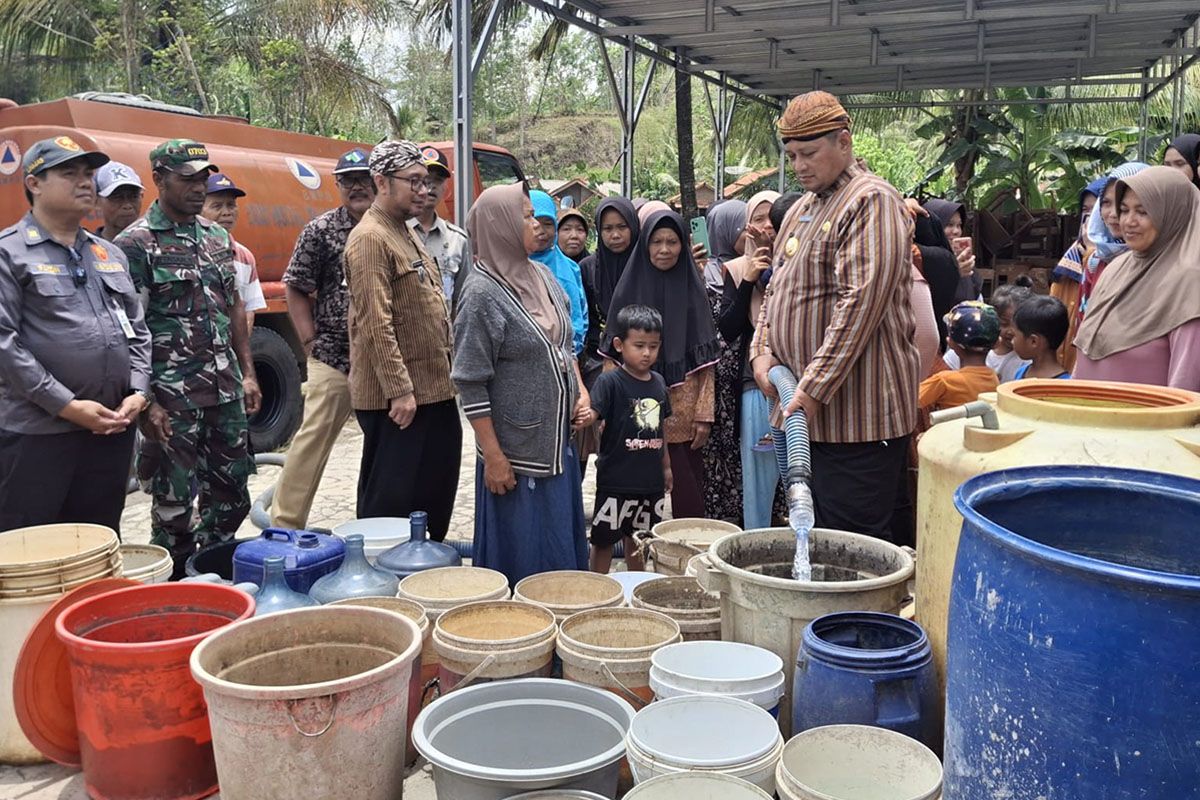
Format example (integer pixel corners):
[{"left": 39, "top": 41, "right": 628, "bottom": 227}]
[
  {"left": 514, "top": 570, "right": 624, "bottom": 623},
  {"left": 557, "top": 607, "right": 681, "bottom": 703},
  {"left": 645, "top": 519, "right": 741, "bottom": 576},
  {"left": 631, "top": 577, "right": 721, "bottom": 641},
  {"left": 117, "top": 543, "right": 173, "bottom": 584},
  {"left": 649, "top": 641, "right": 785, "bottom": 717},
  {"left": 1, "top": 524, "right": 120, "bottom": 763}
]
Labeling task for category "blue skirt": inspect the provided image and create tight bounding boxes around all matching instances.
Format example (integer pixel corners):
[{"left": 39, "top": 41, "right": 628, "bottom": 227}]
[{"left": 472, "top": 445, "right": 588, "bottom": 586}]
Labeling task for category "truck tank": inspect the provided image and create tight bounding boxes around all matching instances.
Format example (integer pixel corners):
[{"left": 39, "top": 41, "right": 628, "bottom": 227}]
[{"left": 0, "top": 93, "right": 525, "bottom": 451}]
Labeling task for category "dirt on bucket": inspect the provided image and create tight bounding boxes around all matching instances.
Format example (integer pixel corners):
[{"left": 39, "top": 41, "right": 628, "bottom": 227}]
[
  {"left": 722, "top": 534, "right": 897, "bottom": 582},
  {"left": 438, "top": 602, "right": 552, "bottom": 640},
  {"left": 216, "top": 643, "right": 398, "bottom": 686}
]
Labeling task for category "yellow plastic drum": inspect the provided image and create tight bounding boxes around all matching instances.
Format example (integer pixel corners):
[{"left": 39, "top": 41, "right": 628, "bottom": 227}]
[{"left": 917, "top": 379, "right": 1200, "bottom": 702}]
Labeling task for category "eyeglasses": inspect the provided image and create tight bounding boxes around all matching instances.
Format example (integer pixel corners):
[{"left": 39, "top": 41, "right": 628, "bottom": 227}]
[
  {"left": 387, "top": 174, "right": 434, "bottom": 193},
  {"left": 66, "top": 246, "right": 86, "bottom": 287},
  {"left": 336, "top": 174, "right": 373, "bottom": 189}
]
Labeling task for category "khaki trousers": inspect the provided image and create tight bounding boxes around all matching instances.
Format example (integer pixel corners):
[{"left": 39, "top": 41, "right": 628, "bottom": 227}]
[{"left": 272, "top": 359, "right": 352, "bottom": 530}]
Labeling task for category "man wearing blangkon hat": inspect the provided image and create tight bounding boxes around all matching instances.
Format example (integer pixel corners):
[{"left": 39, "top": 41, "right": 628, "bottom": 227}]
[
  {"left": 115, "top": 139, "right": 260, "bottom": 577},
  {"left": 749, "top": 91, "right": 920, "bottom": 546},
  {"left": 0, "top": 137, "right": 151, "bottom": 531},
  {"left": 344, "top": 140, "right": 461, "bottom": 540}
]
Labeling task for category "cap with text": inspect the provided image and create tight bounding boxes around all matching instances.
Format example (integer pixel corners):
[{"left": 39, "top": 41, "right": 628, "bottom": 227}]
[
  {"left": 22, "top": 137, "right": 109, "bottom": 178},
  {"left": 150, "top": 139, "right": 218, "bottom": 175},
  {"left": 94, "top": 161, "right": 145, "bottom": 197}
]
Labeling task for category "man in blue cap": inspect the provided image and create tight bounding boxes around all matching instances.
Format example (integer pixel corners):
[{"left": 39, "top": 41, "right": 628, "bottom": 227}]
[
  {"left": 203, "top": 172, "right": 266, "bottom": 329},
  {"left": 273, "top": 147, "right": 375, "bottom": 529},
  {"left": 0, "top": 136, "right": 152, "bottom": 531}
]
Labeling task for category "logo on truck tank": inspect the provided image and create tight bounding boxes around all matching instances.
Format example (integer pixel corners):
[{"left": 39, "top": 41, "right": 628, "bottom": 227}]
[
  {"left": 0, "top": 141, "right": 19, "bottom": 175},
  {"left": 285, "top": 157, "right": 321, "bottom": 190}
]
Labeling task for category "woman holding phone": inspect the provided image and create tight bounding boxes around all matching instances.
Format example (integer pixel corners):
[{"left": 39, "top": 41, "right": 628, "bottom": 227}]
[{"left": 924, "top": 199, "right": 981, "bottom": 302}]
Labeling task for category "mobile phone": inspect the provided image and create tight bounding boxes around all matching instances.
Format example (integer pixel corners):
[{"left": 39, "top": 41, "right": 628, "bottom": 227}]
[
  {"left": 690, "top": 216, "right": 710, "bottom": 255},
  {"left": 952, "top": 236, "right": 973, "bottom": 256}
]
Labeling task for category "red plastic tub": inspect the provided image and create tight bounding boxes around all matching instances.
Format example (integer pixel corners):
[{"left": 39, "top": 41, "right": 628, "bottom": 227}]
[{"left": 55, "top": 583, "right": 254, "bottom": 800}]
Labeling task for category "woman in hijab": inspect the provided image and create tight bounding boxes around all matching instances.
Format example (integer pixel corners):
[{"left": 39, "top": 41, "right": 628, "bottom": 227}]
[
  {"left": 577, "top": 198, "right": 640, "bottom": 472},
  {"left": 912, "top": 212, "right": 962, "bottom": 356},
  {"left": 637, "top": 200, "right": 671, "bottom": 225},
  {"left": 601, "top": 210, "right": 722, "bottom": 518},
  {"left": 530, "top": 190, "right": 587, "bottom": 358},
  {"left": 718, "top": 190, "right": 786, "bottom": 528},
  {"left": 453, "top": 183, "right": 592, "bottom": 585},
  {"left": 557, "top": 206, "right": 590, "bottom": 263},
  {"left": 923, "top": 198, "right": 981, "bottom": 302},
  {"left": 1078, "top": 162, "right": 1151, "bottom": 325},
  {"left": 1050, "top": 175, "right": 1108, "bottom": 371},
  {"left": 694, "top": 198, "right": 751, "bottom": 524},
  {"left": 1074, "top": 166, "right": 1200, "bottom": 390},
  {"left": 1163, "top": 133, "right": 1200, "bottom": 188}
]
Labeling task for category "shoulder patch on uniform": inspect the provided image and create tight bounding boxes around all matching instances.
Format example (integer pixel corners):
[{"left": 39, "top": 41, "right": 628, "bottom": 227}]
[{"left": 445, "top": 221, "right": 467, "bottom": 237}]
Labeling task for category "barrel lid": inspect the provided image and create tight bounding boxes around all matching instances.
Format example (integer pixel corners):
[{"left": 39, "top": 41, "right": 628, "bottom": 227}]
[{"left": 13, "top": 577, "right": 138, "bottom": 766}]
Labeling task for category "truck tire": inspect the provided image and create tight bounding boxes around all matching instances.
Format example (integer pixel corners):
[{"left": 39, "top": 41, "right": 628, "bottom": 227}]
[{"left": 249, "top": 327, "right": 302, "bottom": 453}]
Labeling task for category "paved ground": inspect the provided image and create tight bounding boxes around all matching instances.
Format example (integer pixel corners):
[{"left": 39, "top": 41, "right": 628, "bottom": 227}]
[{"left": 1, "top": 408, "right": 604, "bottom": 799}]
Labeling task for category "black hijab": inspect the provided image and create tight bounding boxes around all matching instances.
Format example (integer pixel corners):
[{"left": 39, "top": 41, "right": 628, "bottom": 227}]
[
  {"left": 584, "top": 197, "right": 640, "bottom": 320},
  {"left": 923, "top": 198, "right": 966, "bottom": 231},
  {"left": 1168, "top": 134, "right": 1200, "bottom": 188},
  {"left": 913, "top": 213, "right": 961, "bottom": 347},
  {"left": 600, "top": 210, "right": 722, "bottom": 387}
]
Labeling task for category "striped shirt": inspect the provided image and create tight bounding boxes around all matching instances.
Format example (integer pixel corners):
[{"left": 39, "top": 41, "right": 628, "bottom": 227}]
[
  {"left": 344, "top": 205, "right": 455, "bottom": 411},
  {"left": 751, "top": 162, "right": 919, "bottom": 443}
]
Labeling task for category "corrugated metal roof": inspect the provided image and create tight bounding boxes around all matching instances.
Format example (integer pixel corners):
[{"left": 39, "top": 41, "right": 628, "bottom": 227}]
[{"left": 566, "top": 0, "right": 1199, "bottom": 100}]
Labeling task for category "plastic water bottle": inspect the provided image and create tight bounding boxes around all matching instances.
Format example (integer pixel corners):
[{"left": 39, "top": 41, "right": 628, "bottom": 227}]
[{"left": 788, "top": 482, "right": 815, "bottom": 581}]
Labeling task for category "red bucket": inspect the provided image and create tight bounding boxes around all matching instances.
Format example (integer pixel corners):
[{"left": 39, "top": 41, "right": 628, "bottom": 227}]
[{"left": 55, "top": 583, "right": 254, "bottom": 800}]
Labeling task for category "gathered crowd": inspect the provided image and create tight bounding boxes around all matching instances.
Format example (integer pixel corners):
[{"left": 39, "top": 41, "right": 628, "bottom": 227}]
[{"left": 3, "top": 91, "right": 1199, "bottom": 585}]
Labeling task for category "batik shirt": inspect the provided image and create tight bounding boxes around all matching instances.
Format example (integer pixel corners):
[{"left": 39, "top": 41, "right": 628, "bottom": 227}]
[
  {"left": 116, "top": 201, "right": 243, "bottom": 412},
  {"left": 282, "top": 205, "right": 355, "bottom": 374}
]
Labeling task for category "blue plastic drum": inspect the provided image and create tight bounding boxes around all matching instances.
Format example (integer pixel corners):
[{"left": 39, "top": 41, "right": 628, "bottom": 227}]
[{"left": 946, "top": 466, "right": 1200, "bottom": 799}]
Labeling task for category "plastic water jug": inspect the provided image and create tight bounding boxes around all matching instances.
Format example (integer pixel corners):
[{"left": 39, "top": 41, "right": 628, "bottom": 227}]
[
  {"left": 376, "top": 512, "right": 461, "bottom": 579},
  {"left": 232, "top": 528, "right": 344, "bottom": 593}
]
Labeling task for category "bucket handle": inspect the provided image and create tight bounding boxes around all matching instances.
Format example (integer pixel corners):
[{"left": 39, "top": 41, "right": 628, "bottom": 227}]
[
  {"left": 692, "top": 553, "right": 729, "bottom": 596},
  {"left": 452, "top": 653, "right": 498, "bottom": 693},
  {"left": 285, "top": 695, "right": 338, "bottom": 738},
  {"left": 599, "top": 661, "right": 648, "bottom": 709}
]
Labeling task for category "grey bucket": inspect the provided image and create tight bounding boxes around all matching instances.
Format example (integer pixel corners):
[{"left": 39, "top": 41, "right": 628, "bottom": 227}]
[{"left": 413, "top": 678, "right": 635, "bottom": 800}]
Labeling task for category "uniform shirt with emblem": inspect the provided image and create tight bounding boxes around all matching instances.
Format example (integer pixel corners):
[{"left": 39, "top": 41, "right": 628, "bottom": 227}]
[
  {"left": 344, "top": 205, "right": 455, "bottom": 410},
  {"left": 282, "top": 205, "right": 355, "bottom": 374},
  {"left": 408, "top": 215, "right": 468, "bottom": 307},
  {"left": 0, "top": 213, "right": 152, "bottom": 434},
  {"left": 116, "top": 201, "right": 244, "bottom": 412}
]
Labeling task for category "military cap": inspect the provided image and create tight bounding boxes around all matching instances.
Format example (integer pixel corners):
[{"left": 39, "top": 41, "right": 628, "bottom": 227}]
[{"left": 150, "top": 139, "right": 218, "bottom": 176}]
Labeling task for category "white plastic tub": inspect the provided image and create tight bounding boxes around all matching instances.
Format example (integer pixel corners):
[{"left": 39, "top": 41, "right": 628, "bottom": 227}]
[
  {"left": 414, "top": 678, "right": 635, "bottom": 800},
  {"left": 333, "top": 517, "right": 411, "bottom": 563},
  {"left": 775, "top": 725, "right": 942, "bottom": 800},
  {"left": 625, "top": 772, "right": 774, "bottom": 799},
  {"left": 649, "top": 641, "right": 785, "bottom": 715},
  {"left": 626, "top": 695, "right": 783, "bottom": 793}
]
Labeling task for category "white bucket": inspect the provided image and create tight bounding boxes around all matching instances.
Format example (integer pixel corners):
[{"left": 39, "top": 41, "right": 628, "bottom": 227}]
[
  {"left": 775, "top": 724, "right": 943, "bottom": 800},
  {"left": 649, "top": 641, "right": 785, "bottom": 716},
  {"left": 0, "top": 594, "right": 57, "bottom": 764},
  {"left": 503, "top": 792, "right": 608, "bottom": 799},
  {"left": 609, "top": 571, "right": 665, "bottom": 604},
  {"left": 119, "top": 544, "right": 173, "bottom": 584},
  {"left": 625, "top": 772, "right": 774, "bottom": 799},
  {"left": 626, "top": 695, "right": 783, "bottom": 793},
  {"left": 514, "top": 571, "right": 623, "bottom": 623},
  {"left": 414, "top": 678, "right": 635, "bottom": 800},
  {"left": 398, "top": 566, "right": 510, "bottom": 623},
  {"left": 333, "top": 517, "right": 411, "bottom": 563}
]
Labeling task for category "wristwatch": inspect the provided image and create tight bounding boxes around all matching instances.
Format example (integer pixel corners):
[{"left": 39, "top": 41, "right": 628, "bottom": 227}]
[{"left": 131, "top": 388, "right": 154, "bottom": 406}]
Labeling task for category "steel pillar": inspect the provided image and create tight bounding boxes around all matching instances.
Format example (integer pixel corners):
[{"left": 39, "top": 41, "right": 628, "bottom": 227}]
[
  {"left": 622, "top": 37, "right": 636, "bottom": 196},
  {"left": 452, "top": 0, "right": 473, "bottom": 229}
]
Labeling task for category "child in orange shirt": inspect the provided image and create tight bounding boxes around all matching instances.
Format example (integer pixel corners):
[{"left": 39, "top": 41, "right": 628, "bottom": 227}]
[{"left": 919, "top": 302, "right": 1001, "bottom": 412}]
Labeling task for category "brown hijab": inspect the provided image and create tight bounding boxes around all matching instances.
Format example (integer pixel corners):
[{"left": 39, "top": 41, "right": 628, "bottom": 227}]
[
  {"left": 724, "top": 190, "right": 781, "bottom": 324},
  {"left": 466, "top": 183, "right": 561, "bottom": 341},
  {"left": 1075, "top": 166, "right": 1200, "bottom": 360}
]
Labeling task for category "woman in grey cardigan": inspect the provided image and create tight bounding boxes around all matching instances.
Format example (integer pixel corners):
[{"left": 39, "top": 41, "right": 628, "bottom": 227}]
[{"left": 452, "top": 183, "right": 592, "bottom": 585}]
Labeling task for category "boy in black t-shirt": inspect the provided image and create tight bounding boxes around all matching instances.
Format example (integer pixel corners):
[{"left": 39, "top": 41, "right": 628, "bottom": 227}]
[{"left": 586, "top": 305, "right": 673, "bottom": 574}]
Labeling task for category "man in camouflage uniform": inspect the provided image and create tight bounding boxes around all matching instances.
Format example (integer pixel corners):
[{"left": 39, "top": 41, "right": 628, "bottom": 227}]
[{"left": 115, "top": 139, "right": 261, "bottom": 575}]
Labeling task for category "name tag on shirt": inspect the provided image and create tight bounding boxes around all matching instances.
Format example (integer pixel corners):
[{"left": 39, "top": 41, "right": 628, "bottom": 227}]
[
  {"left": 95, "top": 262, "right": 125, "bottom": 273},
  {"left": 113, "top": 303, "right": 136, "bottom": 339},
  {"left": 412, "top": 259, "right": 427, "bottom": 282}
]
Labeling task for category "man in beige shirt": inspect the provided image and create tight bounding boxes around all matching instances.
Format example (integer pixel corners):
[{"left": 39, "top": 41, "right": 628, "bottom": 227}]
[{"left": 343, "top": 140, "right": 461, "bottom": 540}]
